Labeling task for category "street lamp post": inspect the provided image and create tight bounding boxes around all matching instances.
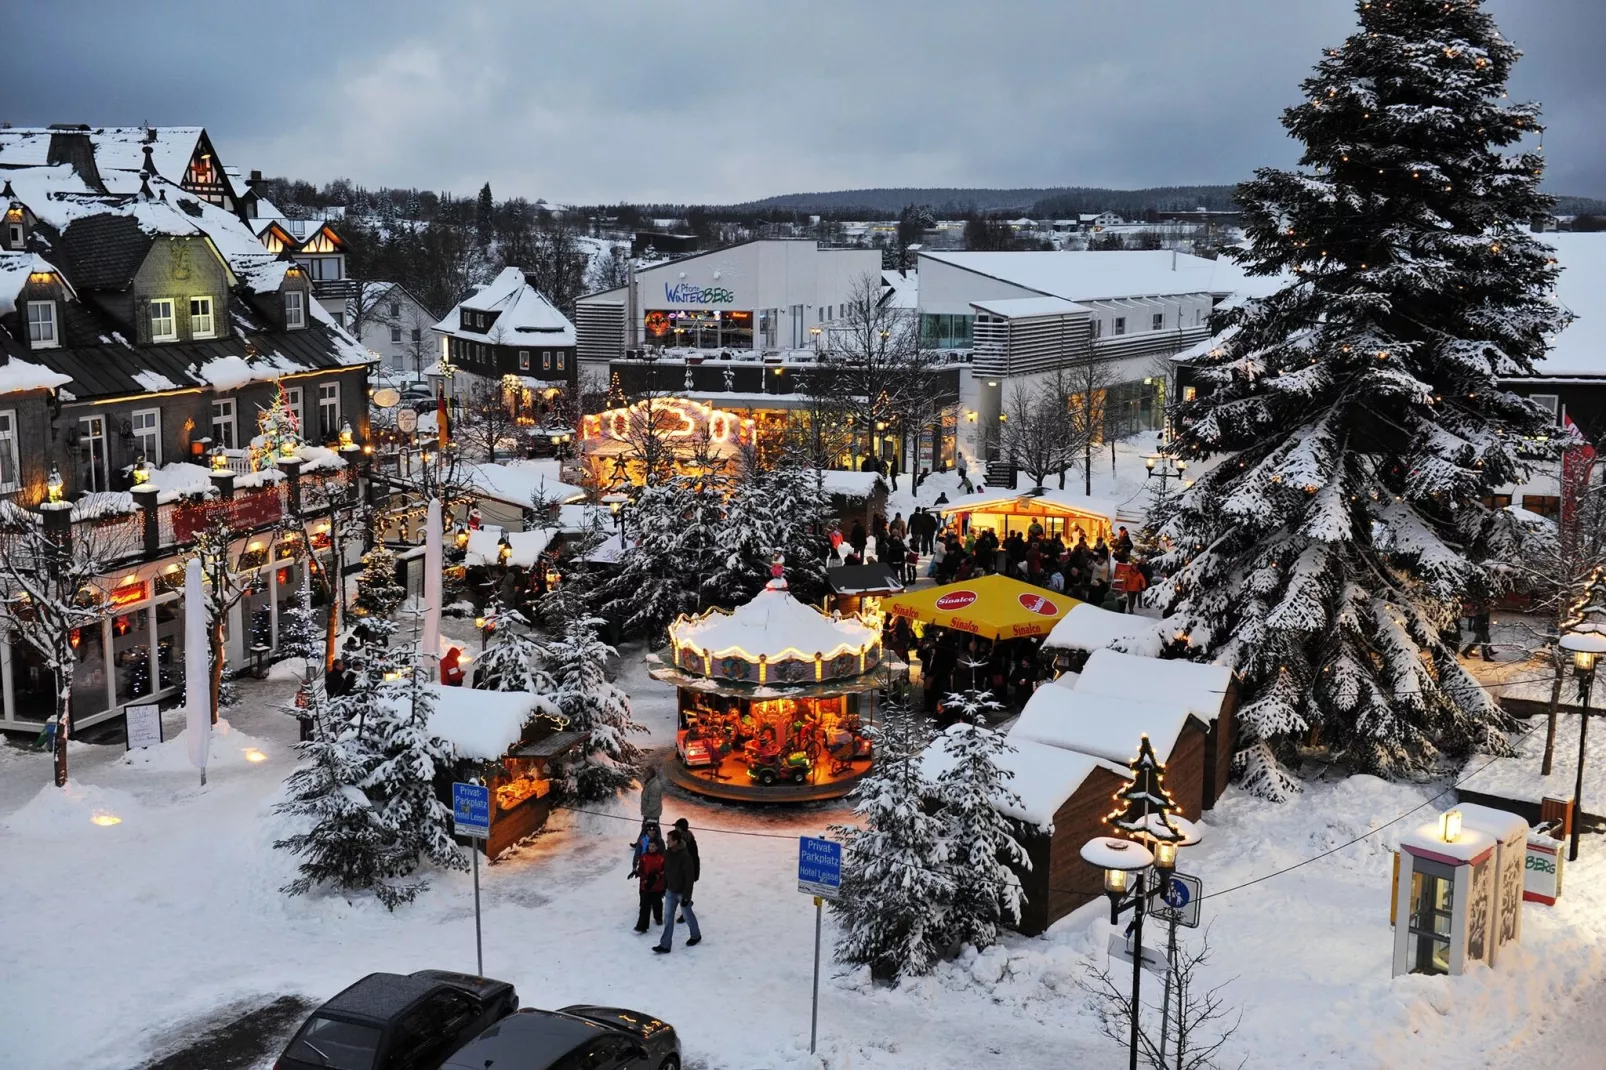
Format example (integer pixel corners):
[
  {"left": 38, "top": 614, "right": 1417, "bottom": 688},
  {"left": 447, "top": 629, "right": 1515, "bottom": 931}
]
[
  {"left": 602, "top": 492, "right": 629, "bottom": 543},
  {"left": 1144, "top": 452, "right": 1189, "bottom": 492},
  {"left": 1560, "top": 628, "right": 1606, "bottom": 860},
  {"left": 1081, "top": 836, "right": 1156, "bottom": 1070}
]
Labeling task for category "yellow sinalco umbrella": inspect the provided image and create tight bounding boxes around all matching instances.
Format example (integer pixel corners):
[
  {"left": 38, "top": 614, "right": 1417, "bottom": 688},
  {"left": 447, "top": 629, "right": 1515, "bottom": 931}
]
[{"left": 884, "top": 574, "right": 1078, "bottom": 640}]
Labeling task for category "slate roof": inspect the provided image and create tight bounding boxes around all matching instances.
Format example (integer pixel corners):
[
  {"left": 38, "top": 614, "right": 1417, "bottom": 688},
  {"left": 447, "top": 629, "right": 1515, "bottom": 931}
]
[{"left": 56, "top": 214, "right": 156, "bottom": 290}]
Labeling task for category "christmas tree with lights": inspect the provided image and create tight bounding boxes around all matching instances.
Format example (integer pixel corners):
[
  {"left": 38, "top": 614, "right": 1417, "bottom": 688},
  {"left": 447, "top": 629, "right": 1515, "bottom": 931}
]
[
  {"left": 1154, "top": 0, "right": 1567, "bottom": 796},
  {"left": 1108, "top": 735, "right": 1183, "bottom": 844},
  {"left": 258, "top": 380, "right": 304, "bottom": 459}
]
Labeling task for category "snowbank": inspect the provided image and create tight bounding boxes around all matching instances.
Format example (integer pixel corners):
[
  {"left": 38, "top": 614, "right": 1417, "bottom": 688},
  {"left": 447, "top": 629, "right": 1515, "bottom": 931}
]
[
  {"left": 465, "top": 462, "right": 585, "bottom": 509},
  {"left": 121, "top": 717, "right": 275, "bottom": 772},
  {"left": 1458, "top": 712, "right": 1606, "bottom": 817},
  {"left": 3, "top": 781, "right": 144, "bottom": 839}
]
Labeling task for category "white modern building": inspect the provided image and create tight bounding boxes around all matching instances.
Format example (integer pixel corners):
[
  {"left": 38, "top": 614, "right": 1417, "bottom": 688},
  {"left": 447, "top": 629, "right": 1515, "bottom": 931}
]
[
  {"left": 348, "top": 282, "right": 438, "bottom": 380},
  {"left": 915, "top": 249, "right": 1275, "bottom": 465},
  {"left": 573, "top": 239, "right": 881, "bottom": 366}
]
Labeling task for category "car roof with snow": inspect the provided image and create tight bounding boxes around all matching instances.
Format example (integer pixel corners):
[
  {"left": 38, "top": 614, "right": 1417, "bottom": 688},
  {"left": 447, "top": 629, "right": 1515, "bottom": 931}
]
[{"left": 320, "top": 972, "right": 443, "bottom": 1020}]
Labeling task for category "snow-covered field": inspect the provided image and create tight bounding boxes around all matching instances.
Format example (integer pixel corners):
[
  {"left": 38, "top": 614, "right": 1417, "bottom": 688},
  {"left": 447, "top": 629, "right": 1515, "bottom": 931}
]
[{"left": 5, "top": 651, "right": 1606, "bottom": 1069}]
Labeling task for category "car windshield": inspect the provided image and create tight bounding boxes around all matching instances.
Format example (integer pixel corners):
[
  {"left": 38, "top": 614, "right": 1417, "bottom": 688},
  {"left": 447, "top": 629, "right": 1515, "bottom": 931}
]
[{"left": 285, "top": 1016, "right": 382, "bottom": 1070}]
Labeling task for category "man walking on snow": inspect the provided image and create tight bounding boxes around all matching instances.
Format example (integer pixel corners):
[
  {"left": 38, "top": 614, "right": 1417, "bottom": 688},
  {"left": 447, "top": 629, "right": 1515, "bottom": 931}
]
[{"left": 653, "top": 828, "right": 701, "bottom": 953}]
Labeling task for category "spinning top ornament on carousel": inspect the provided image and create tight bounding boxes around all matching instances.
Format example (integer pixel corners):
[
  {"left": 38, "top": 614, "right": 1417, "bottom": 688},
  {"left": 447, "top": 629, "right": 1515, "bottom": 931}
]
[{"left": 769, "top": 553, "right": 786, "bottom": 588}]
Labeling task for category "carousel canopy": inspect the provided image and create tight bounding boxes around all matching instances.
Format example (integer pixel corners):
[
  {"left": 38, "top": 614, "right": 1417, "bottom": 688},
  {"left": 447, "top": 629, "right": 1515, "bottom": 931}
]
[
  {"left": 884, "top": 574, "right": 1076, "bottom": 640},
  {"left": 669, "top": 580, "right": 882, "bottom": 686}
]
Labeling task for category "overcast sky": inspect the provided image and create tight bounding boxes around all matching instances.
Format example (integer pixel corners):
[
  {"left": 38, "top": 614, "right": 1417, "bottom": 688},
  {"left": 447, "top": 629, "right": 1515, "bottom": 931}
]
[{"left": 4, "top": 1, "right": 1600, "bottom": 205}]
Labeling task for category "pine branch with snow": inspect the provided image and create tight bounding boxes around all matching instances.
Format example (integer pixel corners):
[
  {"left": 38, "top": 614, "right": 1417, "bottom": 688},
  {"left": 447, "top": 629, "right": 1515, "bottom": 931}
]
[
  {"left": 353, "top": 543, "right": 407, "bottom": 619},
  {"left": 545, "top": 614, "right": 645, "bottom": 800}
]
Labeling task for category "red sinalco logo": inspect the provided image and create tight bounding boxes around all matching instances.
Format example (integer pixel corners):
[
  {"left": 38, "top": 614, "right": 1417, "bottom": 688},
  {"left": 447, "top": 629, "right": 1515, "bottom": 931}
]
[
  {"left": 935, "top": 590, "right": 978, "bottom": 611},
  {"left": 1018, "top": 592, "right": 1059, "bottom": 616}
]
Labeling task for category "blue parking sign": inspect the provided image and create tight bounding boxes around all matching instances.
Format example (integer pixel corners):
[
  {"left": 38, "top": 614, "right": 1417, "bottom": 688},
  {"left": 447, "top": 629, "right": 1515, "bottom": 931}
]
[
  {"left": 798, "top": 836, "right": 842, "bottom": 899},
  {"left": 452, "top": 782, "right": 491, "bottom": 840}
]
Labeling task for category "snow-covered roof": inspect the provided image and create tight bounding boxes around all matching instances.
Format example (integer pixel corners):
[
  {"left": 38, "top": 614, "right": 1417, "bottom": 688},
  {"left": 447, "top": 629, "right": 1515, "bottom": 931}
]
[
  {"left": 1529, "top": 233, "right": 1606, "bottom": 378},
  {"left": 434, "top": 266, "right": 576, "bottom": 345},
  {"left": 0, "top": 251, "right": 74, "bottom": 317},
  {"left": 671, "top": 582, "right": 877, "bottom": 662},
  {"left": 0, "top": 354, "right": 72, "bottom": 396},
  {"left": 920, "top": 250, "right": 1268, "bottom": 303},
  {"left": 1077, "top": 648, "right": 1232, "bottom": 724},
  {"left": 1398, "top": 819, "right": 1496, "bottom": 863},
  {"left": 1011, "top": 679, "right": 1195, "bottom": 765},
  {"left": 935, "top": 488, "right": 1125, "bottom": 522},
  {"left": 191, "top": 353, "right": 304, "bottom": 391},
  {"left": 423, "top": 685, "right": 558, "bottom": 762},
  {"left": 814, "top": 469, "right": 885, "bottom": 499},
  {"left": 463, "top": 526, "right": 556, "bottom": 568},
  {"left": 465, "top": 462, "right": 585, "bottom": 510},
  {"left": 880, "top": 269, "right": 918, "bottom": 310},
  {"left": 1044, "top": 604, "right": 1168, "bottom": 656},
  {"left": 0, "top": 126, "right": 205, "bottom": 185},
  {"left": 970, "top": 296, "right": 1091, "bottom": 319},
  {"left": 921, "top": 727, "right": 1113, "bottom": 828}
]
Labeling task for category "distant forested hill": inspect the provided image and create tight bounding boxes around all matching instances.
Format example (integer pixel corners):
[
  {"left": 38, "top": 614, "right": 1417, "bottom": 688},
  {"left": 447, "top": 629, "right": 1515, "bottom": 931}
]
[{"left": 734, "top": 185, "right": 1606, "bottom": 218}]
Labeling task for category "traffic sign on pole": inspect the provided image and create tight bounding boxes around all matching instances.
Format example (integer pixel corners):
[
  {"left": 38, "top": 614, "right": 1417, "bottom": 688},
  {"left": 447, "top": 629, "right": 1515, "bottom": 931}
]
[
  {"left": 1149, "top": 871, "right": 1202, "bottom": 928},
  {"left": 453, "top": 782, "right": 491, "bottom": 840}
]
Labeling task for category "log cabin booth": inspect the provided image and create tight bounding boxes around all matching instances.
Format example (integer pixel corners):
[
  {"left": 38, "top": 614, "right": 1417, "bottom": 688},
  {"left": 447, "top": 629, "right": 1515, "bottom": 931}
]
[
  {"left": 1041, "top": 603, "right": 1174, "bottom": 673},
  {"left": 427, "top": 685, "right": 581, "bottom": 860},
  {"left": 823, "top": 562, "right": 905, "bottom": 618},
  {"left": 935, "top": 487, "right": 1120, "bottom": 545},
  {"left": 648, "top": 563, "right": 889, "bottom": 802},
  {"left": 921, "top": 728, "right": 1130, "bottom": 936}
]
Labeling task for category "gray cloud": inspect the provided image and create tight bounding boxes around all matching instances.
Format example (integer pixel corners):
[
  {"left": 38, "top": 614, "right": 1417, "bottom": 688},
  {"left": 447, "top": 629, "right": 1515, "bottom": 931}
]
[{"left": 3, "top": 0, "right": 1600, "bottom": 203}]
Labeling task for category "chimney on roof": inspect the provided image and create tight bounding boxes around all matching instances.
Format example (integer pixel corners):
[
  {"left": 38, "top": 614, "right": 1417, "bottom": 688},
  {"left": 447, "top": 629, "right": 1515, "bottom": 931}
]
[
  {"left": 1, "top": 179, "right": 13, "bottom": 199},
  {"left": 45, "top": 129, "right": 106, "bottom": 193},
  {"left": 142, "top": 144, "right": 155, "bottom": 174},
  {"left": 47, "top": 123, "right": 90, "bottom": 132},
  {"left": 144, "top": 126, "right": 157, "bottom": 143},
  {"left": 248, "top": 169, "right": 262, "bottom": 186}
]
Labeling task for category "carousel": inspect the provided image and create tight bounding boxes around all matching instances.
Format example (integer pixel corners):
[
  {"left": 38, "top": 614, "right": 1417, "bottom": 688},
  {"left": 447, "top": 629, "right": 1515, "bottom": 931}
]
[{"left": 648, "top": 558, "right": 890, "bottom": 802}]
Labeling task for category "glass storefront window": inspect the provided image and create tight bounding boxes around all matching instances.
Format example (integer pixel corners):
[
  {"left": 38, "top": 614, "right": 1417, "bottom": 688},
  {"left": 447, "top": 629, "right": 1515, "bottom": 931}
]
[
  {"left": 646, "top": 309, "right": 753, "bottom": 351},
  {"left": 920, "top": 313, "right": 973, "bottom": 350},
  {"left": 69, "top": 622, "right": 109, "bottom": 722},
  {"left": 112, "top": 609, "right": 155, "bottom": 702},
  {"left": 156, "top": 598, "right": 185, "bottom": 692},
  {"left": 9, "top": 634, "right": 57, "bottom": 722}
]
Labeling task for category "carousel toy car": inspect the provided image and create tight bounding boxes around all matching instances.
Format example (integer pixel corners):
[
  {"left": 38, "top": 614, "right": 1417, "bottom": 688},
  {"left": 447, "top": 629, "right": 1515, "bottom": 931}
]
[{"left": 747, "top": 748, "right": 811, "bottom": 785}]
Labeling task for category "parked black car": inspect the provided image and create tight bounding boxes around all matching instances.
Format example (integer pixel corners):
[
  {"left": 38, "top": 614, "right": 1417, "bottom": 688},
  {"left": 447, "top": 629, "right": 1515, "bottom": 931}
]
[
  {"left": 276, "top": 969, "right": 518, "bottom": 1070},
  {"left": 442, "top": 1005, "right": 680, "bottom": 1070}
]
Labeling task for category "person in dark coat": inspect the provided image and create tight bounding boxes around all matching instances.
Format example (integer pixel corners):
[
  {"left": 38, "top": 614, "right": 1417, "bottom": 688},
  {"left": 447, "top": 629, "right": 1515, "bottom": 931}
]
[
  {"left": 633, "top": 837, "right": 667, "bottom": 932},
  {"left": 653, "top": 829, "right": 702, "bottom": 952},
  {"left": 673, "top": 817, "right": 701, "bottom": 890},
  {"left": 849, "top": 520, "right": 868, "bottom": 557}
]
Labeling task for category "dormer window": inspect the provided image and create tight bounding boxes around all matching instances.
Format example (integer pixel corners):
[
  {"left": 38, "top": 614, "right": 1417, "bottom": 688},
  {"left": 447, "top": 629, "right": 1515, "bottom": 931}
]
[
  {"left": 190, "top": 296, "right": 215, "bottom": 339},
  {"left": 26, "top": 301, "right": 58, "bottom": 348},
  {"left": 285, "top": 290, "right": 306, "bottom": 330},
  {"left": 149, "top": 299, "right": 177, "bottom": 343},
  {"left": 6, "top": 223, "right": 22, "bottom": 249}
]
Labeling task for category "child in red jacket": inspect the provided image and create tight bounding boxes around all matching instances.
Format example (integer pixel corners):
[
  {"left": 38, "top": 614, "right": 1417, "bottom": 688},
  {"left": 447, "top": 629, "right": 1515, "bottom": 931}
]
[{"left": 633, "top": 837, "right": 666, "bottom": 932}]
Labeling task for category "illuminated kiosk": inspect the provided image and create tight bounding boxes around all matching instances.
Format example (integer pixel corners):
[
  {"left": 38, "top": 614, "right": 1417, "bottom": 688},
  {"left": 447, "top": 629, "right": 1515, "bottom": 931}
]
[{"left": 649, "top": 561, "right": 887, "bottom": 802}]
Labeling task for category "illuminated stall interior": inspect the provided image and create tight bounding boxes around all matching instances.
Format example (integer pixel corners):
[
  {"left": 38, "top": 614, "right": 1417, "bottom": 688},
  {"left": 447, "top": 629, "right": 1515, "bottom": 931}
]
[
  {"left": 939, "top": 489, "right": 1117, "bottom": 544},
  {"left": 649, "top": 566, "right": 888, "bottom": 801}
]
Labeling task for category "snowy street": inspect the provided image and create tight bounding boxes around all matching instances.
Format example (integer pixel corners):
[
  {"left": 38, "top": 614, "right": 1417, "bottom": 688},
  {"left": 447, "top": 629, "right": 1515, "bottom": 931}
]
[{"left": 5, "top": 651, "right": 1606, "bottom": 1070}]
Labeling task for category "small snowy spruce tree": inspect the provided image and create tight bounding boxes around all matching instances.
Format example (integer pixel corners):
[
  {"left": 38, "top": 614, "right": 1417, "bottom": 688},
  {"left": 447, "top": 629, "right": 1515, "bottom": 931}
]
[
  {"left": 273, "top": 682, "right": 389, "bottom": 899},
  {"left": 545, "top": 614, "right": 645, "bottom": 800},
  {"left": 830, "top": 700, "right": 955, "bottom": 982},
  {"left": 472, "top": 601, "right": 549, "bottom": 694},
  {"left": 359, "top": 652, "right": 467, "bottom": 905},
  {"left": 934, "top": 716, "right": 1026, "bottom": 952},
  {"left": 1156, "top": 0, "right": 1566, "bottom": 794},
  {"left": 354, "top": 543, "right": 407, "bottom": 619},
  {"left": 280, "top": 578, "right": 323, "bottom": 666}
]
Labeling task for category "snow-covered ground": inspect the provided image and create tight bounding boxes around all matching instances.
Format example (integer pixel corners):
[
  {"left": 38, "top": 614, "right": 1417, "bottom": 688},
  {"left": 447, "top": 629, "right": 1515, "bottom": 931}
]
[{"left": 4, "top": 651, "right": 1606, "bottom": 1069}]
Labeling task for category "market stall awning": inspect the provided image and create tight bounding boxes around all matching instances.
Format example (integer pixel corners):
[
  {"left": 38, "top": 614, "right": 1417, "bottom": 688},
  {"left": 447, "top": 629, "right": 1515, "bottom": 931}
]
[
  {"left": 825, "top": 562, "right": 905, "bottom": 597},
  {"left": 884, "top": 574, "right": 1077, "bottom": 640}
]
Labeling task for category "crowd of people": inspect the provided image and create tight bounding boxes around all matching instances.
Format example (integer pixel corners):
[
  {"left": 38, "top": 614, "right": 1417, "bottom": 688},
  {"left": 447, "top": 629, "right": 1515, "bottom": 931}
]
[{"left": 631, "top": 767, "right": 703, "bottom": 954}]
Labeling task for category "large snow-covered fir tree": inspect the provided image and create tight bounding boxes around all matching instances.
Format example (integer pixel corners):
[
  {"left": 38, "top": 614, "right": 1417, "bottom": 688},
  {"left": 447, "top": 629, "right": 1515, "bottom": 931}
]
[
  {"left": 705, "top": 462, "right": 831, "bottom": 608},
  {"left": 933, "top": 718, "right": 1025, "bottom": 952},
  {"left": 829, "top": 700, "right": 955, "bottom": 982},
  {"left": 1156, "top": 0, "right": 1567, "bottom": 795},
  {"left": 545, "top": 614, "right": 645, "bottom": 800}
]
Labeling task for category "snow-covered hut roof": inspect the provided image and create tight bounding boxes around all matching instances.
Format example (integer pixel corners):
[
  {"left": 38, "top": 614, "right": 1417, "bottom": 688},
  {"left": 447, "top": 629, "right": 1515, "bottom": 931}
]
[
  {"left": 423, "top": 685, "right": 558, "bottom": 762},
  {"left": 1010, "top": 680, "right": 1195, "bottom": 765},
  {"left": 465, "top": 462, "right": 585, "bottom": 510},
  {"left": 434, "top": 266, "right": 576, "bottom": 346},
  {"left": 671, "top": 582, "right": 877, "bottom": 663},
  {"left": 1044, "top": 603, "right": 1164, "bottom": 654},
  {"left": 1398, "top": 819, "right": 1496, "bottom": 864},
  {"left": 814, "top": 469, "right": 885, "bottom": 499},
  {"left": 921, "top": 727, "right": 1115, "bottom": 828},
  {"left": 464, "top": 526, "right": 555, "bottom": 568},
  {"left": 934, "top": 488, "right": 1125, "bottom": 523},
  {"left": 1076, "top": 648, "right": 1232, "bottom": 724}
]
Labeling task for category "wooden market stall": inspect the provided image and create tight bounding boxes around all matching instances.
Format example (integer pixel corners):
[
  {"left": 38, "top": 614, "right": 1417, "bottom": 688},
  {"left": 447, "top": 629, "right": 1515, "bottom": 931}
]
[
  {"left": 650, "top": 566, "right": 890, "bottom": 802},
  {"left": 824, "top": 562, "right": 905, "bottom": 618},
  {"left": 936, "top": 488, "right": 1121, "bottom": 545}
]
